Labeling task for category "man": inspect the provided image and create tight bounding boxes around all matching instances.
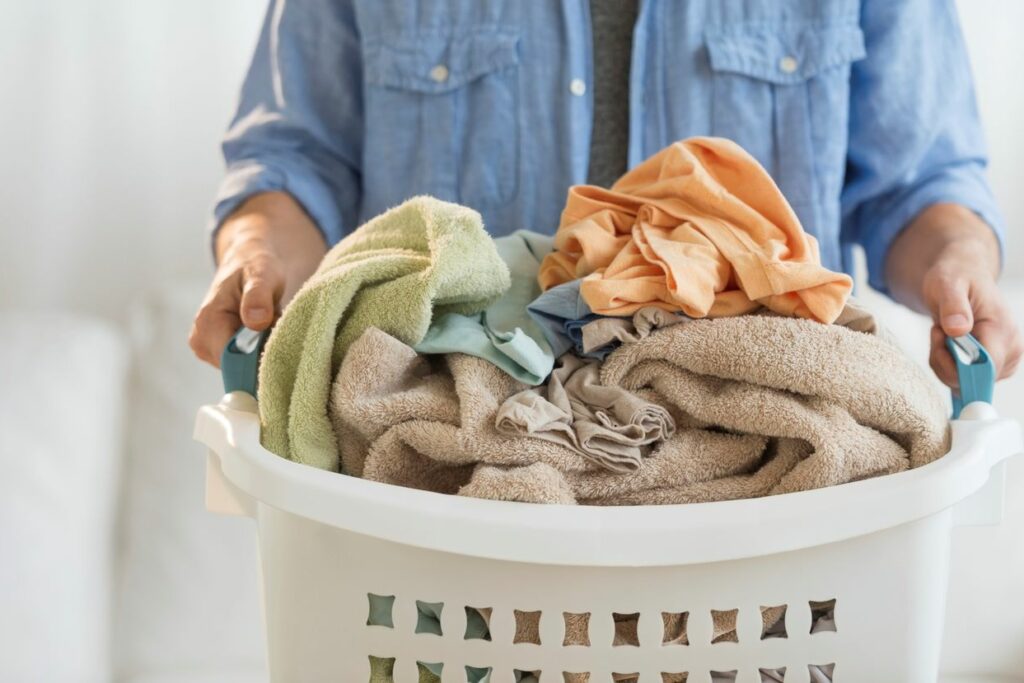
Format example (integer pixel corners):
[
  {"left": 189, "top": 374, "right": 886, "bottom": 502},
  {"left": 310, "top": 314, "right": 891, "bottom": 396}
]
[{"left": 190, "top": 0, "right": 1022, "bottom": 388}]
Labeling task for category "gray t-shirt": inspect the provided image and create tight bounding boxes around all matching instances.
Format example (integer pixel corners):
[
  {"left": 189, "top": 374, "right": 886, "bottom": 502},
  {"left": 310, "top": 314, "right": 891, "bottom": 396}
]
[{"left": 586, "top": 0, "right": 638, "bottom": 188}]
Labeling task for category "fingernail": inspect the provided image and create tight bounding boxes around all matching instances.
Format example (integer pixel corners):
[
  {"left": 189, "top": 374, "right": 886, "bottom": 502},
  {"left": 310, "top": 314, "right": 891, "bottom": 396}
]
[
  {"left": 943, "top": 314, "right": 969, "bottom": 330},
  {"left": 247, "top": 307, "right": 268, "bottom": 321}
]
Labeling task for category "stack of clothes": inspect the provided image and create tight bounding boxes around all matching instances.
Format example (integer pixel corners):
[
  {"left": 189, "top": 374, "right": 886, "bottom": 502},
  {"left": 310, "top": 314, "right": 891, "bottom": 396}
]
[
  {"left": 256, "top": 137, "right": 949, "bottom": 683},
  {"left": 257, "top": 137, "right": 949, "bottom": 505}
]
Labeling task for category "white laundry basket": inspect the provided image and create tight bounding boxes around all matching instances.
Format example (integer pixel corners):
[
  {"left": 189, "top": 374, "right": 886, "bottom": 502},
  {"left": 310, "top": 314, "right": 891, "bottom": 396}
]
[{"left": 195, "top": 390, "right": 1021, "bottom": 683}]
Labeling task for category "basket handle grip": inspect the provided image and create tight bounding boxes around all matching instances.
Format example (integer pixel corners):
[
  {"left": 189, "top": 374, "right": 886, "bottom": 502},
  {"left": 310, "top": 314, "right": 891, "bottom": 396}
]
[
  {"left": 221, "top": 327, "right": 267, "bottom": 398},
  {"left": 946, "top": 334, "right": 996, "bottom": 419}
]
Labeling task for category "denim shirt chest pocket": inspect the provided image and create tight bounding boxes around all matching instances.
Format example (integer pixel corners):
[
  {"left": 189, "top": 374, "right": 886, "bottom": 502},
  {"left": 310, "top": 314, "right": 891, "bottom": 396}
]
[
  {"left": 362, "top": 30, "right": 521, "bottom": 210},
  {"left": 705, "top": 23, "right": 866, "bottom": 210}
]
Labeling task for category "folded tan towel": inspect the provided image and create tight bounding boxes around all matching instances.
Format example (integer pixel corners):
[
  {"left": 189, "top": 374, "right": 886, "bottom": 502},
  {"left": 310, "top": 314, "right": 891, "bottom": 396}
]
[
  {"left": 331, "top": 305, "right": 948, "bottom": 506},
  {"left": 496, "top": 354, "right": 675, "bottom": 473}
]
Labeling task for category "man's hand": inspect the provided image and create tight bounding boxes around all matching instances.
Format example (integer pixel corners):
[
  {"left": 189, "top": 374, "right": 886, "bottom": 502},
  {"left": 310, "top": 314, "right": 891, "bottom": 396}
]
[
  {"left": 189, "top": 192, "right": 326, "bottom": 367},
  {"left": 887, "top": 203, "right": 1022, "bottom": 389}
]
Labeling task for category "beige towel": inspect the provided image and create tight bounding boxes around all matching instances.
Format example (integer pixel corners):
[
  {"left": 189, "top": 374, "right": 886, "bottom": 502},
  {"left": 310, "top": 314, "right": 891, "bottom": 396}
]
[
  {"left": 331, "top": 304, "right": 948, "bottom": 506},
  {"left": 496, "top": 354, "right": 675, "bottom": 473}
]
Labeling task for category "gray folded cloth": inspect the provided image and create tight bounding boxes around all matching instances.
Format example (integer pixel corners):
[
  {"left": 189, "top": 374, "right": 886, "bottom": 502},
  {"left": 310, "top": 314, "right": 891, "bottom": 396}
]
[
  {"left": 580, "top": 305, "right": 688, "bottom": 355},
  {"left": 495, "top": 354, "right": 675, "bottom": 472}
]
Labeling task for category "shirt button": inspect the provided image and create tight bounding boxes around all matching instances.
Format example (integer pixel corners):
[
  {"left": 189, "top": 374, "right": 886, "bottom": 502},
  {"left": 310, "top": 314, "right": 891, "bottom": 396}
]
[
  {"left": 569, "top": 78, "right": 587, "bottom": 96},
  {"left": 779, "top": 56, "right": 798, "bottom": 74},
  {"left": 429, "top": 64, "right": 449, "bottom": 83}
]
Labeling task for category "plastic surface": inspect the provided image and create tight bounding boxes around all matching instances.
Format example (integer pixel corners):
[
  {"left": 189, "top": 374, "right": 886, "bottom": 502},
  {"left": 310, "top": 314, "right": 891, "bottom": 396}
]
[
  {"left": 947, "top": 334, "right": 996, "bottom": 418},
  {"left": 199, "top": 333, "right": 1018, "bottom": 681},
  {"left": 220, "top": 328, "right": 266, "bottom": 397},
  {"left": 195, "top": 401, "right": 1021, "bottom": 682},
  {"left": 197, "top": 401, "right": 1020, "bottom": 568}
]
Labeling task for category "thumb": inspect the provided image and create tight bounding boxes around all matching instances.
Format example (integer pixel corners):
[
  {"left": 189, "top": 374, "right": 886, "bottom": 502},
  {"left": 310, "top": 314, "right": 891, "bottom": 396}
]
[
  {"left": 240, "top": 258, "right": 284, "bottom": 330},
  {"left": 935, "top": 278, "right": 974, "bottom": 337}
]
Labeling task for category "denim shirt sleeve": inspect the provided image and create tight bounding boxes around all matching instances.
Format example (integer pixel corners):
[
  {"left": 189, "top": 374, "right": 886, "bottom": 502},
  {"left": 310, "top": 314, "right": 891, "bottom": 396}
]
[
  {"left": 210, "top": 0, "right": 363, "bottom": 247},
  {"left": 841, "top": 0, "right": 1004, "bottom": 293}
]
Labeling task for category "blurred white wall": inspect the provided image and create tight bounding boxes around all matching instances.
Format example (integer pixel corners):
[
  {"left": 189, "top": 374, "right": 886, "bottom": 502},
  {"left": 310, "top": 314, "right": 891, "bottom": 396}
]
[
  {"left": 0, "top": 0, "right": 264, "bottom": 321},
  {"left": 958, "top": 0, "right": 1024, "bottom": 278}
]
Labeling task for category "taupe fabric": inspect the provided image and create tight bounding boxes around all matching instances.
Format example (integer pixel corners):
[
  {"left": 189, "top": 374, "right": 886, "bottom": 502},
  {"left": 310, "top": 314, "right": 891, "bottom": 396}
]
[
  {"left": 580, "top": 306, "right": 688, "bottom": 354},
  {"left": 496, "top": 354, "right": 675, "bottom": 472},
  {"left": 329, "top": 305, "right": 948, "bottom": 506}
]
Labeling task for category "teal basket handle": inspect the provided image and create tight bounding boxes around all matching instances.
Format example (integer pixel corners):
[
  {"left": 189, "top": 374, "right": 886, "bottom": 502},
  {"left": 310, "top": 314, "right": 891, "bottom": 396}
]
[
  {"left": 221, "top": 327, "right": 268, "bottom": 397},
  {"left": 946, "top": 334, "right": 996, "bottom": 418}
]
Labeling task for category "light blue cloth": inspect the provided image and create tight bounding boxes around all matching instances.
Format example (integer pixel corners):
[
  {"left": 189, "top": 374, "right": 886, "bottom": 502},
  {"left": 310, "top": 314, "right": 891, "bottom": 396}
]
[
  {"left": 213, "top": 0, "right": 1003, "bottom": 293},
  {"left": 414, "top": 231, "right": 555, "bottom": 384},
  {"left": 528, "top": 280, "right": 618, "bottom": 361}
]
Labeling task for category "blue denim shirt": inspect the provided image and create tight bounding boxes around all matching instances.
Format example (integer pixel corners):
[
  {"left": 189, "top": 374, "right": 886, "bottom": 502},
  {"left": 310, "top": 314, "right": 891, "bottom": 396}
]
[{"left": 213, "top": 0, "right": 1002, "bottom": 291}]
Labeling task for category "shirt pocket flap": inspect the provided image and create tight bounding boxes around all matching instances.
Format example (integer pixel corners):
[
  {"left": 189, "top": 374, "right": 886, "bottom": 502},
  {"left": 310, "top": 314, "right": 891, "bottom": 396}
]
[
  {"left": 705, "top": 23, "right": 865, "bottom": 85},
  {"left": 364, "top": 30, "right": 520, "bottom": 94}
]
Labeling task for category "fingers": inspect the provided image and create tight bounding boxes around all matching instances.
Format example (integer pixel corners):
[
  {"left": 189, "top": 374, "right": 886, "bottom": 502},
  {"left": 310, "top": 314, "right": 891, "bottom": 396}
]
[
  {"left": 934, "top": 275, "right": 974, "bottom": 337},
  {"left": 240, "top": 256, "right": 285, "bottom": 330},
  {"left": 928, "top": 275, "right": 1024, "bottom": 389},
  {"left": 929, "top": 324, "right": 959, "bottom": 389},
  {"left": 190, "top": 268, "right": 246, "bottom": 369}
]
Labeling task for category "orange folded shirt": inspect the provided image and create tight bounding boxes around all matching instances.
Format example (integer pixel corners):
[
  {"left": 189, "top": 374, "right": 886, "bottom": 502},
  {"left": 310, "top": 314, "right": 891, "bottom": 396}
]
[{"left": 538, "top": 137, "right": 853, "bottom": 324}]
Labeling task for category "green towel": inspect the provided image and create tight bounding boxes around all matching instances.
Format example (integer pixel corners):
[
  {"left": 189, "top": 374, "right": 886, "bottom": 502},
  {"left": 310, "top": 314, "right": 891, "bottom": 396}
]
[
  {"left": 257, "top": 196, "right": 510, "bottom": 469},
  {"left": 414, "top": 230, "right": 556, "bottom": 385}
]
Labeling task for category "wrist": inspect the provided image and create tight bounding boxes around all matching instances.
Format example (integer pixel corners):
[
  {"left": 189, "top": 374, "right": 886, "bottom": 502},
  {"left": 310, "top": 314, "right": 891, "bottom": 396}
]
[{"left": 215, "top": 192, "right": 326, "bottom": 266}]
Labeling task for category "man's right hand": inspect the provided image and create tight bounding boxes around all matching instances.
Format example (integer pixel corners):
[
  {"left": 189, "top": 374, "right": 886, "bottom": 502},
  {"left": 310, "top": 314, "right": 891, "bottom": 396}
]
[{"left": 189, "top": 192, "right": 327, "bottom": 367}]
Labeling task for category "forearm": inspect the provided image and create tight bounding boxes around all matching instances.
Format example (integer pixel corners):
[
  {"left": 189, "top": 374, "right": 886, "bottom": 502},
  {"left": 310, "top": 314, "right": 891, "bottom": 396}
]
[{"left": 884, "top": 202, "right": 1000, "bottom": 314}]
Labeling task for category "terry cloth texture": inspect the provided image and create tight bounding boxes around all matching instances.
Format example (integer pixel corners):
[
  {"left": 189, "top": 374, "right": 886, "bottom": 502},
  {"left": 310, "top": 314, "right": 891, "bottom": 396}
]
[
  {"left": 496, "top": 354, "right": 675, "bottom": 473},
  {"left": 538, "top": 137, "right": 853, "bottom": 323},
  {"left": 330, "top": 305, "right": 948, "bottom": 505},
  {"left": 257, "top": 196, "right": 510, "bottom": 469},
  {"left": 415, "top": 230, "right": 556, "bottom": 385}
]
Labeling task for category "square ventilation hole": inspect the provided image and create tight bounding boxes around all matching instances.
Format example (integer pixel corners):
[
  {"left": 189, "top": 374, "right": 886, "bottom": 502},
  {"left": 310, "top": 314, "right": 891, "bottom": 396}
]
[
  {"left": 417, "top": 661, "right": 443, "bottom": 678},
  {"left": 415, "top": 600, "right": 444, "bottom": 636},
  {"left": 562, "top": 612, "right": 591, "bottom": 646},
  {"left": 612, "top": 612, "right": 640, "bottom": 646},
  {"left": 368, "top": 655, "right": 394, "bottom": 681},
  {"left": 761, "top": 604, "right": 787, "bottom": 639},
  {"left": 466, "top": 665, "right": 493, "bottom": 682},
  {"left": 465, "top": 606, "right": 491, "bottom": 640},
  {"left": 366, "top": 593, "right": 395, "bottom": 628},
  {"left": 810, "top": 663, "right": 835, "bottom": 680},
  {"left": 710, "top": 608, "right": 739, "bottom": 643},
  {"left": 514, "top": 609, "right": 542, "bottom": 645},
  {"left": 809, "top": 599, "right": 837, "bottom": 634},
  {"left": 661, "top": 611, "right": 688, "bottom": 645}
]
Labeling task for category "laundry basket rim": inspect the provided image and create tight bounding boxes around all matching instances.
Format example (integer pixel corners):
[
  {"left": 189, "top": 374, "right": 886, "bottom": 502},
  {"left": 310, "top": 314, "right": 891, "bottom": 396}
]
[{"left": 195, "top": 399, "right": 1022, "bottom": 567}]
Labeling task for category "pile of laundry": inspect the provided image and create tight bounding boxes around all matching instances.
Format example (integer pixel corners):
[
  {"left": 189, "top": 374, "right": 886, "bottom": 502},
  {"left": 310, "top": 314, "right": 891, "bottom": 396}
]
[{"left": 256, "top": 137, "right": 950, "bottom": 509}]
